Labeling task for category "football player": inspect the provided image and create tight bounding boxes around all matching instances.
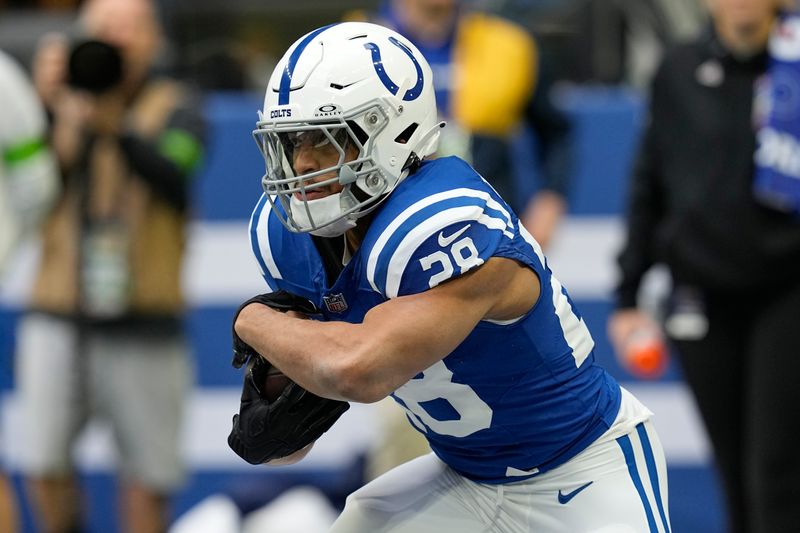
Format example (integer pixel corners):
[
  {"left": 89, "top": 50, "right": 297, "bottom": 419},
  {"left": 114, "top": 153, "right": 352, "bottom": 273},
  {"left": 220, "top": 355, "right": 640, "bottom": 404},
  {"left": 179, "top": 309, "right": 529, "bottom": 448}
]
[{"left": 232, "top": 21, "right": 671, "bottom": 532}]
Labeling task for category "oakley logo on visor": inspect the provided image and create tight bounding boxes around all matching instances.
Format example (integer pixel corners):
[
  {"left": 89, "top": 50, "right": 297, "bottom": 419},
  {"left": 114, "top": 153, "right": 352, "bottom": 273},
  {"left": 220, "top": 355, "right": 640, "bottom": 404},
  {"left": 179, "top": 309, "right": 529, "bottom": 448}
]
[{"left": 315, "top": 104, "right": 342, "bottom": 117}]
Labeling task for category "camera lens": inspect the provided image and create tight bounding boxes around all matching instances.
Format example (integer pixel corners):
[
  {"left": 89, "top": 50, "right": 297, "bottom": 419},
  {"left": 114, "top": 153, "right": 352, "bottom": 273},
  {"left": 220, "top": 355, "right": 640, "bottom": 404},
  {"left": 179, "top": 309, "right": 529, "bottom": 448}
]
[{"left": 68, "top": 39, "right": 123, "bottom": 93}]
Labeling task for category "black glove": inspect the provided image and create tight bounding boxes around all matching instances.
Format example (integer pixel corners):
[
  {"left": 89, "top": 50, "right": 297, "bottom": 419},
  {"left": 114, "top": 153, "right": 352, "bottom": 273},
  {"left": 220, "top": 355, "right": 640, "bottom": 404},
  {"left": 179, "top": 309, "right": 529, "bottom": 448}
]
[
  {"left": 231, "top": 290, "right": 320, "bottom": 369},
  {"left": 228, "top": 357, "right": 350, "bottom": 465}
]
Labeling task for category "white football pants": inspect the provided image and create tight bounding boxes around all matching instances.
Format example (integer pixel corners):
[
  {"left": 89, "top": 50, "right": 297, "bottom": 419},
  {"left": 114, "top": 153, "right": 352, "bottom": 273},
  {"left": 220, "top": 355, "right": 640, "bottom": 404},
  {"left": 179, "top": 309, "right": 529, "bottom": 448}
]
[{"left": 329, "top": 420, "right": 670, "bottom": 533}]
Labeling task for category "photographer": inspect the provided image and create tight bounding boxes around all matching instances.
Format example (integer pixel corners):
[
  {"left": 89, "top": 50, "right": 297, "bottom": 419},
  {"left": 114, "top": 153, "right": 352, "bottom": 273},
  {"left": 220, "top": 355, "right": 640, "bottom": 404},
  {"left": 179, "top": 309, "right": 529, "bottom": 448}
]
[{"left": 16, "top": 1, "right": 205, "bottom": 532}]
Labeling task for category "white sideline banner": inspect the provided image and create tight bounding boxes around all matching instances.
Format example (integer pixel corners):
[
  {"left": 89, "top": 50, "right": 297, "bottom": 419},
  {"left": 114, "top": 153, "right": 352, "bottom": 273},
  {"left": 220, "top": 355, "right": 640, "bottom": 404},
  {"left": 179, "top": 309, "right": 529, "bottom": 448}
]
[
  {"left": 1, "top": 216, "right": 709, "bottom": 470},
  {"left": 2, "top": 217, "right": 626, "bottom": 307},
  {"left": 1, "top": 382, "right": 709, "bottom": 471}
]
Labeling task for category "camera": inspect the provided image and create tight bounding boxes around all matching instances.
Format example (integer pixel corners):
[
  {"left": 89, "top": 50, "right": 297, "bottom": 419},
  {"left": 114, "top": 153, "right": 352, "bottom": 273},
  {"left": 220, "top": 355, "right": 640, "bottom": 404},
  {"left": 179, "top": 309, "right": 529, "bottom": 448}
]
[{"left": 68, "top": 39, "right": 123, "bottom": 93}]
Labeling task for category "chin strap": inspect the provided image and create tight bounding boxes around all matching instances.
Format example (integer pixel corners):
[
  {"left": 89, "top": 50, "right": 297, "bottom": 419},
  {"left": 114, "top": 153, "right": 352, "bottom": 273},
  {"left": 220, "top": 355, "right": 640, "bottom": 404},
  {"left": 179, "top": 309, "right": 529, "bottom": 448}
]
[
  {"left": 402, "top": 152, "right": 421, "bottom": 174},
  {"left": 289, "top": 193, "right": 358, "bottom": 237},
  {"left": 308, "top": 217, "right": 357, "bottom": 238}
]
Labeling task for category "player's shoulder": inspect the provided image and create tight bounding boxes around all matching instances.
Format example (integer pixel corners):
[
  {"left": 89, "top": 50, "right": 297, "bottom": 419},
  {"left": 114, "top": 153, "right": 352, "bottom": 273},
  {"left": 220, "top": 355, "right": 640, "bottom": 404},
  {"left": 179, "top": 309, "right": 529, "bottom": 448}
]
[
  {"left": 249, "top": 193, "right": 283, "bottom": 282},
  {"left": 383, "top": 156, "right": 498, "bottom": 210},
  {"left": 413, "top": 155, "right": 482, "bottom": 185},
  {"left": 361, "top": 156, "right": 517, "bottom": 298},
  {"left": 366, "top": 156, "right": 509, "bottom": 239}
]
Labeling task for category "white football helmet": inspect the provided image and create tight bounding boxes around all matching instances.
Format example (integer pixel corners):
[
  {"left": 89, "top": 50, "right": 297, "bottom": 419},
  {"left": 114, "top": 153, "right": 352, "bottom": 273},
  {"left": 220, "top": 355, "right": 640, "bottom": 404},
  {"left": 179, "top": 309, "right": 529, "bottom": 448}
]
[{"left": 253, "top": 22, "right": 443, "bottom": 237}]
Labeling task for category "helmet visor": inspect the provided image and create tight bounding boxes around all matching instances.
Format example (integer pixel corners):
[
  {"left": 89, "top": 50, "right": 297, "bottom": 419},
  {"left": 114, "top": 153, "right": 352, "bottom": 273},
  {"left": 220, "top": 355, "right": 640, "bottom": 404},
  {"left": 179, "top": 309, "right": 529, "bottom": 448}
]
[{"left": 254, "top": 120, "right": 363, "bottom": 196}]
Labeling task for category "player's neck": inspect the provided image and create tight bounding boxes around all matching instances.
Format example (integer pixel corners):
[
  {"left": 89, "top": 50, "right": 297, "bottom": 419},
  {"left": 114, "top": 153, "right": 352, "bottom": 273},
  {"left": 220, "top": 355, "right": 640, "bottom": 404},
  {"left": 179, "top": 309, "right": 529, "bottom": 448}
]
[
  {"left": 345, "top": 215, "right": 373, "bottom": 254},
  {"left": 345, "top": 227, "right": 363, "bottom": 255}
]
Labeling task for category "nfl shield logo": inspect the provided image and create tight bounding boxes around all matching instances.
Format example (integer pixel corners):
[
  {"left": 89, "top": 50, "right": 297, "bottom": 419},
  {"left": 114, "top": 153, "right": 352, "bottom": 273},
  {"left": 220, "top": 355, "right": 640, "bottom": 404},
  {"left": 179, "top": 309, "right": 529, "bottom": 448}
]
[{"left": 323, "top": 293, "right": 348, "bottom": 313}]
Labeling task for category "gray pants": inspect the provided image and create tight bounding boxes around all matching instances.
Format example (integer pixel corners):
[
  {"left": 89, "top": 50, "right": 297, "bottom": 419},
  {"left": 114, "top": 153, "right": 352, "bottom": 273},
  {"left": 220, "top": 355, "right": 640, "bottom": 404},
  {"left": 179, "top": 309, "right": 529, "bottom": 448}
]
[{"left": 15, "top": 313, "right": 193, "bottom": 491}]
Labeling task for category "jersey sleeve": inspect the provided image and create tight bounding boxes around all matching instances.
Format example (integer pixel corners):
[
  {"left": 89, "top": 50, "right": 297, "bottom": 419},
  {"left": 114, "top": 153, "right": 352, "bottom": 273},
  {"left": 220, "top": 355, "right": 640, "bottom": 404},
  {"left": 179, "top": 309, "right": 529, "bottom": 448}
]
[
  {"left": 365, "top": 188, "right": 517, "bottom": 298},
  {"left": 248, "top": 193, "right": 279, "bottom": 291},
  {"left": 248, "top": 193, "right": 325, "bottom": 300}
]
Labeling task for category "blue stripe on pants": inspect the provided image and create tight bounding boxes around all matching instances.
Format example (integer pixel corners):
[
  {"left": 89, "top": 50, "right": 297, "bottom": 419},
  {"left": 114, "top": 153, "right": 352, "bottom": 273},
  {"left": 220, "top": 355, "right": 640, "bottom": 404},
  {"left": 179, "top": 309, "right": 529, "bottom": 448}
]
[
  {"left": 617, "top": 429, "right": 659, "bottom": 533},
  {"left": 637, "top": 423, "right": 671, "bottom": 533}
]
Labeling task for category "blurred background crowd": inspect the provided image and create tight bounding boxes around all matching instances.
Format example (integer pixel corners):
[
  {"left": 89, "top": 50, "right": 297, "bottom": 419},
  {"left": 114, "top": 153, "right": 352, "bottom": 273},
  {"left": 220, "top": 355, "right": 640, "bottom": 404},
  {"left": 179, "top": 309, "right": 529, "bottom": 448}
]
[
  {"left": 0, "top": 0, "right": 707, "bottom": 92},
  {"left": 1, "top": 1, "right": 796, "bottom": 532}
]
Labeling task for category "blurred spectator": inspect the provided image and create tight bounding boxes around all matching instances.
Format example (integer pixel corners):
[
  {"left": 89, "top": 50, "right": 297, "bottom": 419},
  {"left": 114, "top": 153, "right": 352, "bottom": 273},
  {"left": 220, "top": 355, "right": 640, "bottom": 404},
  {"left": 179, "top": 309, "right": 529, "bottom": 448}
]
[
  {"left": 609, "top": 1, "right": 800, "bottom": 531},
  {"left": 15, "top": 0, "right": 205, "bottom": 532},
  {"left": 0, "top": 46, "right": 59, "bottom": 533},
  {"left": 350, "top": 0, "right": 574, "bottom": 250},
  {"left": 0, "top": 49, "right": 59, "bottom": 279},
  {"left": 568, "top": 0, "right": 707, "bottom": 89}
]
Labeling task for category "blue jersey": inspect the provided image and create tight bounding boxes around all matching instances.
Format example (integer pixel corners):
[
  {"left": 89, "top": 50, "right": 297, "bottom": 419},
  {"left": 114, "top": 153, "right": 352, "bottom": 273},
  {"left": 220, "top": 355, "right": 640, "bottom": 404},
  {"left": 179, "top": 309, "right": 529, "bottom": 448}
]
[{"left": 249, "top": 156, "right": 621, "bottom": 483}]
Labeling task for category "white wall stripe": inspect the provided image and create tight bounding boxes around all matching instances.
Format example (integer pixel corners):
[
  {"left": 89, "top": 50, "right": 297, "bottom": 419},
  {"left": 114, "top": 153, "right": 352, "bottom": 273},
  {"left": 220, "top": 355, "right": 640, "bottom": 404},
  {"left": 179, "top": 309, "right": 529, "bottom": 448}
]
[
  {"left": 184, "top": 222, "right": 270, "bottom": 304},
  {"left": 0, "top": 382, "right": 710, "bottom": 471},
  {"left": 0, "top": 216, "right": 633, "bottom": 308},
  {"left": 0, "top": 389, "right": 380, "bottom": 471},
  {"left": 543, "top": 216, "right": 624, "bottom": 299},
  {"left": 624, "top": 383, "right": 711, "bottom": 465}
]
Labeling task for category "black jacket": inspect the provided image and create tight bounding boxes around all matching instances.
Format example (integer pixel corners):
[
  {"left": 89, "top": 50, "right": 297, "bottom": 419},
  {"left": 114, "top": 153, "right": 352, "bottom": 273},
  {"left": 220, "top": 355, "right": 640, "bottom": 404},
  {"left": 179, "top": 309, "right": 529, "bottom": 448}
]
[{"left": 616, "top": 27, "right": 800, "bottom": 308}]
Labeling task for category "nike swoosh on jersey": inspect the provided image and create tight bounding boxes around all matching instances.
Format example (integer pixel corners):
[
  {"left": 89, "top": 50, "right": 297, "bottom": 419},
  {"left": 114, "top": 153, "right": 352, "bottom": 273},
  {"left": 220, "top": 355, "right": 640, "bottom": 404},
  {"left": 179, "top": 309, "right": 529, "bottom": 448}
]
[
  {"left": 437, "top": 224, "right": 471, "bottom": 248},
  {"left": 557, "top": 481, "right": 594, "bottom": 504}
]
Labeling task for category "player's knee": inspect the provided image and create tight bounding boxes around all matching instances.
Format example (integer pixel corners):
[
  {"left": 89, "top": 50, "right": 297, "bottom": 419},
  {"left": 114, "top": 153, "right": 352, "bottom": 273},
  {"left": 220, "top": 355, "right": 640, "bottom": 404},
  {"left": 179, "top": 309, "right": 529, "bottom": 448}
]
[
  {"left": 341, "top": 492, "right": 365, "bottom": 514},
  {"left": 338, "top": 490, "right": 391, "bottom": 523}
]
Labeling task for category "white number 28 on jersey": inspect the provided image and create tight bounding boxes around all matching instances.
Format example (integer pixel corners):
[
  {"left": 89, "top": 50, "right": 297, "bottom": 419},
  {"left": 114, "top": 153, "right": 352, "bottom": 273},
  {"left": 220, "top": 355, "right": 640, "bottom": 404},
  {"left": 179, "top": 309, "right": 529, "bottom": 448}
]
[
  {"left": 393, "top": 360, "right": 493, "bottom": 438},
  {"left": 420, "top": 233, "right": 484, "bottom": 288}
]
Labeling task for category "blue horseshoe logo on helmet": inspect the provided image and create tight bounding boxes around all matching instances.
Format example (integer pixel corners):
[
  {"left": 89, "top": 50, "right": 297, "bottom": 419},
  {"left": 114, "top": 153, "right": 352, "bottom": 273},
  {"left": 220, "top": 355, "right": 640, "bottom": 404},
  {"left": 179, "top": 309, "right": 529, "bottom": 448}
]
[{"left": 364, "top": 37, "right": 424, "bottom": 101}]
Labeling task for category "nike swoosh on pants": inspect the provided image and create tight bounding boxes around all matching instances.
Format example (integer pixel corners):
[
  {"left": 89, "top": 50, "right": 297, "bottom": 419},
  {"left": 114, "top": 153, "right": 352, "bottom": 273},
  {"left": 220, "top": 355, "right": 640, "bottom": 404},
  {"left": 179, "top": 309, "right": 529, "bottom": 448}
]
[{"left": 557, "top": 481, "right": 594, "bottom": 504}]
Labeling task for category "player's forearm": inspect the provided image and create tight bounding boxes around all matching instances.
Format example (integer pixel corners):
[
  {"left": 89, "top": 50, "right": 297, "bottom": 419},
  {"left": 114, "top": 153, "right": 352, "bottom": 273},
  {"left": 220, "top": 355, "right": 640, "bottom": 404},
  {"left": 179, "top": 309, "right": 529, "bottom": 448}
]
[
  {"left": 235, "top": 305, "right": 390, "bottom": 402},
  {"left": 235, "top": 262, "right": 508, "bottom": 402}
]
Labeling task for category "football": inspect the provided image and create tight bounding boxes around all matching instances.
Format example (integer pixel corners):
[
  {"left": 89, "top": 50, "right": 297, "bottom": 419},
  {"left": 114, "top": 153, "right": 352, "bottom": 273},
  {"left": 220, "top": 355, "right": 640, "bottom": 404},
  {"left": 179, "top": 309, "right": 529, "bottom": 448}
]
[{"left": 261, "top": 368, "right": 292, "bottom": 402}]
